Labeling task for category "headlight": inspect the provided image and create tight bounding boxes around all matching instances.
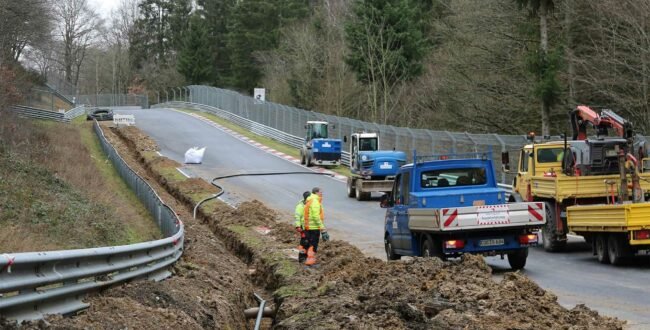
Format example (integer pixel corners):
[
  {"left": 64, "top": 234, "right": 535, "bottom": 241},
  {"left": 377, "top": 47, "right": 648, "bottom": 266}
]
[{"left": 361, "top": 155, "right": 368, "bottom": 161}]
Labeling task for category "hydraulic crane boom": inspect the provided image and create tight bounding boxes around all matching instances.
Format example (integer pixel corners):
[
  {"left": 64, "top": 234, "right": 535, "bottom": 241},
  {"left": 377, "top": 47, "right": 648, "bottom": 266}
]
[{"left": 570, "top": 105, "right": 634, "bottom": 140}]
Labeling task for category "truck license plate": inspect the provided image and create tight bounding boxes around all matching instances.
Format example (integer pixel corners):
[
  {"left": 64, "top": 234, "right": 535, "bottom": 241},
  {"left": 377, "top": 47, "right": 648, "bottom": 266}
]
[{"left": 479, "top": 238, "right": 505, "bottom": 247}]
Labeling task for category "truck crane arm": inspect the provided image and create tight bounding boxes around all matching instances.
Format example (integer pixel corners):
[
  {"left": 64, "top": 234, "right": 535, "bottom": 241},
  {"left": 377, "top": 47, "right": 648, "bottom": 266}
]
[{"left": 570, "top": 105, "right": 633, "bottom": 140}]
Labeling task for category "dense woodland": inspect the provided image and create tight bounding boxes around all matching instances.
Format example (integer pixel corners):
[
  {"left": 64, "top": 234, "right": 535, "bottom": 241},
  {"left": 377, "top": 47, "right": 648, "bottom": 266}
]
[{"left": 1, "top": 0, "right": 649, "bottom": 135}]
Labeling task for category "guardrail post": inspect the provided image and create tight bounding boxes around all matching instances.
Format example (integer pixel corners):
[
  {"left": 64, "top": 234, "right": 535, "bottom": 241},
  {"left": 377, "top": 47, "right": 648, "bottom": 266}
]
[{"left": 464, "top": 132, "right": 479, "bottom": 153}]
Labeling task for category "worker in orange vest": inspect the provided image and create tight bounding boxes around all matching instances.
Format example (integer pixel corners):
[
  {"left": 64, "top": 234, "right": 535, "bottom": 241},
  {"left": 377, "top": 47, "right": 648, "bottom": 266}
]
[{"left": 303, "top": 187, "right": 330, "bottom": 266}]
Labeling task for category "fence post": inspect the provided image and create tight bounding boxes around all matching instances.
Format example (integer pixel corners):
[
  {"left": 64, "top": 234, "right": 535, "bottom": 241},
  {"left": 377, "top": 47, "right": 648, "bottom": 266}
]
[
  {"left": 444, "top": 131, "right": 457, "bottom": 154},
  {"left": 494, "top": 134, "right": 507, "bottom": 184}
]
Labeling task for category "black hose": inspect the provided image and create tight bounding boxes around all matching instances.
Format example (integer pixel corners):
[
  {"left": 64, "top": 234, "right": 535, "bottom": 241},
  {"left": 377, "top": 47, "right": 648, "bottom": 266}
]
[{"left": 194, "top": 171, "right": 334, "bottom": 218}]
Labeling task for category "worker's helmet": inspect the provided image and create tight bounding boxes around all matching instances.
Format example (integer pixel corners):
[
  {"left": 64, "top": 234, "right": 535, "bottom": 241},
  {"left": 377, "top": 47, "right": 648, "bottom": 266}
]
[{"left": 303, "top": 191, "right": 311, "bottom": 201}]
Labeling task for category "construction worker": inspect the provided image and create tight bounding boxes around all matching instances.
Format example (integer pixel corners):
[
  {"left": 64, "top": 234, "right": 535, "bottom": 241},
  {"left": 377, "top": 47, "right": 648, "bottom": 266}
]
[
  {"left": 303, "top": 187, "right": 330, "bottom": 266},
  {"left": 294, "top": 191, "right": 311, "bottom": 263}
]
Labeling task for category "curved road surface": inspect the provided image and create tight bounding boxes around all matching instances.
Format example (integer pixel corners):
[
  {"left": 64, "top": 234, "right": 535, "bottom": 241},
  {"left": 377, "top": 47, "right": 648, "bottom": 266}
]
[{"left": 119, "top": 108, "right": 649, "bottom": 328}]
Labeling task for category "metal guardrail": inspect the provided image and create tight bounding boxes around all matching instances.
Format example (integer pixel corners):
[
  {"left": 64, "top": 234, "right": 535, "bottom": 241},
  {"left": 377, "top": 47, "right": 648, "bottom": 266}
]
[
  {"left": 8, "top": 105, "right": 86, "bottom": 123},
  {"left": 157, "top": 101, "right": 511, "bottom": 194},
  {"left": 0, "top": 121, "right": 184, "bottom": 321}
]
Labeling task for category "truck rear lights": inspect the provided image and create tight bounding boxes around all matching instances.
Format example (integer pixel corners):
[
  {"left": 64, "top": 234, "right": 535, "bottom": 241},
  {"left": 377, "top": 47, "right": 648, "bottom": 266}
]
[
  {"left": 445, "top": 240, "right": 465, "bottom": 249},
  {"left": 519, "top": 234, "right": 538, "bottom": 244},
  {"left": 634, "top": 230, "right": 650, "bottom": 240}
]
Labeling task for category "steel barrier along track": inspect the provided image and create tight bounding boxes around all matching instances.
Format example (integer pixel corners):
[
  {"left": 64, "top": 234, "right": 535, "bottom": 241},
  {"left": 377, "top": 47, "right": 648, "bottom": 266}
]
[
  {"left": 8, "top": 105, "right": 86, "bottom": 123},
  {"left": 0, "top": 121, "right": 184, "bottom": 322}
]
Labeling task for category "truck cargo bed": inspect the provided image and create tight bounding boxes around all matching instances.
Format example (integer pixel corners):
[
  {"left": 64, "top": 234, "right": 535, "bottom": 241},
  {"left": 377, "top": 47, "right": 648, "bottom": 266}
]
[
  {"left": 530, "top": 173, "right": 650, "bottom": 202},
  {"left": 567, "top": 202, "right": 650, "bottom": 231},
  {"left": 408, "top": 202, "right": 546, "bottom": 232}
]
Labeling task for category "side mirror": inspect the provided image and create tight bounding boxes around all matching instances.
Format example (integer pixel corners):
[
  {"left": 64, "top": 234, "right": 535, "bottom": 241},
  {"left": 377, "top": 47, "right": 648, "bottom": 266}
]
[
  {"left": 380, "top": 194, "right": 392, "bottom": 208},
  {"left": 304, "top": 124, "right": 308, "bottom": 129},
  {"left": 343, "top": 136, "right": 348, "bottom": 143}
]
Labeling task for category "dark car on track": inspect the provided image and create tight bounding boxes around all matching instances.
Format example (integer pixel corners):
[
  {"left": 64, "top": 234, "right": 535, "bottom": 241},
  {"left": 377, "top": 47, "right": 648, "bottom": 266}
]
[{"left": 86, "top": 108, "right": 114, "bottom": 121}]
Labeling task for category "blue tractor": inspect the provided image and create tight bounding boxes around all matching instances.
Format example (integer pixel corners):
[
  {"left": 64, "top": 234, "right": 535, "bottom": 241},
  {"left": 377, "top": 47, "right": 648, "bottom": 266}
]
[{"left": 300, "top": 121, "right": 342, "bottom": 167}]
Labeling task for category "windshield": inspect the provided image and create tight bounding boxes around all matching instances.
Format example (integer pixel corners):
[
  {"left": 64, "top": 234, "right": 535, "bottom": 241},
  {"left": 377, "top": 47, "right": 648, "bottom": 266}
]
[
  {"left": 359, "top": 138, "right": 378, "bottom": 151},
  {"left": 537, "top": 148, "right": 564, "bottom": 163},
  {"left": 420, "top": 168, "right": 487, "bottom": 188},
  {"left": 311, "top": 123, "right": 328, "bottom": 139}
]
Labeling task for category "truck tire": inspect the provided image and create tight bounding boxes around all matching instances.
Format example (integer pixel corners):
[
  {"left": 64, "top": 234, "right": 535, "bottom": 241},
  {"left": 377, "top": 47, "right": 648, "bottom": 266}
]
[
  {"left": 607, "top": 234, "right": 631, "bottom": 266},
  {"left": 595, "top": 234, "right": 610, "bottom": 264},
  {"left": 306, "top": 155, "right": 313, "bottom": 167},
  {"left": 542, "top": 201, "right": 566, "bottom": 252},
  {"left": 507, "top": 248, "right": 528, "bottom": 270},
  {"left": 346, "top": 178, "right": 356, "bottom": 198},
  {"left": 422, "top": 236, "right": 444, "bottom": 260},
  {"left": 385, "top": 236, "right": 401, "bottom": 261},
  {"left": 300, "top": 151, "right": 306, "bottom": 165},
  {"left": 355, "top": 187, "right": 370, "bottom": 201}
]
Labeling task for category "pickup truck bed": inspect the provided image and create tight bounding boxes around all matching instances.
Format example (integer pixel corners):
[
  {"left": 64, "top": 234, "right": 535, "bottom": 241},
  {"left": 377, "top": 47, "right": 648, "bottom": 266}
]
[{"left": 409, "top": 202, "right": 546, "bottom": 232}]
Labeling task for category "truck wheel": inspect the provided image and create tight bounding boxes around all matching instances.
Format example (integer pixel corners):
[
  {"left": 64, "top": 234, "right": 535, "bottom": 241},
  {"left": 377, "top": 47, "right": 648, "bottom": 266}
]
[
  {"left": 595, "top": 234, "right": 610, "bottom": 264},
  {"left": 607, "top": 234, "right": 631, "bottom": 266},
  {"left": 306, "top": 155, "right": 313, "bottom": 167},
  {"left": 300, "top": 151, "right": 306, "bottom": 165},
  {"left": 347, "top": 178, "right": 356, "bottom": 198},
  {"left": 355, "top": 188, "right": 370, "bottom": 201},
  {"left": 385, "top": 236, "right": 401, "bottom": 261},
  {"left": 422, "top": 236, "right": 444, "bottom": 260},
  {"left": 507, "top": 248, "right": 528, "bottom": 270},
  {"left": 542, "top": 201, "right": 566, "bottom": 252}
]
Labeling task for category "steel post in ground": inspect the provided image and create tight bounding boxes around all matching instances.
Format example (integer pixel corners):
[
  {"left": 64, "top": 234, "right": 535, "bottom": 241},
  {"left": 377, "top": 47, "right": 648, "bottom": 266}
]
[{"left": 444, "top": 131, "right": 457, "bottom": 154}]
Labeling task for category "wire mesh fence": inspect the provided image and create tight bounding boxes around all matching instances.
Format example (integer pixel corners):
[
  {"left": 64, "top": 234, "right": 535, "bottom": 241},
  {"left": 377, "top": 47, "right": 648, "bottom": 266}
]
[
  {"left": 72, "top": 94, "right": 149, "bottom": 109},
  {"left": 179, "top": 85, "right": 527, "bottom": 184}
]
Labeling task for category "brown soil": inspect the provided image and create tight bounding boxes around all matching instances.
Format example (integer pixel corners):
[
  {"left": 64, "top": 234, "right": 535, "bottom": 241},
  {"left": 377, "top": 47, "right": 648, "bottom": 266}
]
[{"left": 10, "top": 123, "right": 624, "bottom": 330}]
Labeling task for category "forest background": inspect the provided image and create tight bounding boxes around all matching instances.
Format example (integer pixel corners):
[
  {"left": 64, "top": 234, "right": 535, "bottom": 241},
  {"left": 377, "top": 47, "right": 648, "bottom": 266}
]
[{"left": 1, "top": 0, "right": 649, "bottom": 135}]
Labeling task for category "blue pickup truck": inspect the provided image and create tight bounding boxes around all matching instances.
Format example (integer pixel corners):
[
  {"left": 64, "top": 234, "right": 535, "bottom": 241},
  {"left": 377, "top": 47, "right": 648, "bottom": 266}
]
[{"left": 381, "top": 151, "right": 546, "bottom": 269}]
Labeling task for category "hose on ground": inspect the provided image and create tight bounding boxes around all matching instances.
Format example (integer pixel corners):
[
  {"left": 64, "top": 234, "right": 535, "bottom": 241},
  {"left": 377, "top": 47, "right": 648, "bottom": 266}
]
[{"left": 193, "top": 171, "right": 334, "bottom": 218}]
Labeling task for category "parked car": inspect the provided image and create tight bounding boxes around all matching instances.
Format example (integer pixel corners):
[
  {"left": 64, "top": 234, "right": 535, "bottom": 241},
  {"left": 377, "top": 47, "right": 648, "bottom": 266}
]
[{"left": 86, "top": 108, "right": 114, "bottom": 121}]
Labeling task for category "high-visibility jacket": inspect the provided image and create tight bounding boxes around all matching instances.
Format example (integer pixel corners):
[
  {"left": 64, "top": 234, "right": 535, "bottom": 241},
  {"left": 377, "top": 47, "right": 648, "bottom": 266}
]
[
  {"left": 303, "top": 193, "right": 325, "bottom": 230},
  {"left": 294, "top": 199, "right": 306, "bottom": 228}
]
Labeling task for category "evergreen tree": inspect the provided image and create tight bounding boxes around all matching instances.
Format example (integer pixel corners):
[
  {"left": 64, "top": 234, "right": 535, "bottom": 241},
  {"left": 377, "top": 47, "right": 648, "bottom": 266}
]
[
  {"left": 344, "top": 0, "right": 430, "bottom": 85},
  {"left": 225, "top": 0, "right": 309, "bottom": 92},
  {"left": 177, "top": 14, "right": 213, "bottom": 84},
  {"left": 515, "top": 0, "right": 560, "bottom": 136},
  {"left": 198, "top": 0, "right": 236, "bottom": 86},
  {"left": 129, "top": 0, "right": 191, "bottom": 69}
]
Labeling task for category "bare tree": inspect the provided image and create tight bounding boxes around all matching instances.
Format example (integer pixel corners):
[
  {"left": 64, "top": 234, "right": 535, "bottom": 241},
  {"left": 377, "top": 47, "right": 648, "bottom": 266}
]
[
  {"left": 52, "top": 0, "right": 103, "bottom": 87},
  {"left": 0, "top": 0, "right": 51, "bottom": 64}
]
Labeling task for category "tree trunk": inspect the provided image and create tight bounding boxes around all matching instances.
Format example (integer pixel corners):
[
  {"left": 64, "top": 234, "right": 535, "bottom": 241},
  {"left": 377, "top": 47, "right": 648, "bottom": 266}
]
[{"left": 540, "top": 0, "right": 550, "bottom": 136}]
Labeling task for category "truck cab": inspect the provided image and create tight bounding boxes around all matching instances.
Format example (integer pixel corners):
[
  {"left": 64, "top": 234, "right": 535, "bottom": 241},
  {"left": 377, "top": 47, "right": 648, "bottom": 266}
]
[
  {"left": 300, "top": 121, "right": 342, "bottom": 167},
  {"left": 383, "top": 152, "right": 545, "bottom": 270},
  {"left": 346, "top": 132, "right": 406, "bottom": 201}
]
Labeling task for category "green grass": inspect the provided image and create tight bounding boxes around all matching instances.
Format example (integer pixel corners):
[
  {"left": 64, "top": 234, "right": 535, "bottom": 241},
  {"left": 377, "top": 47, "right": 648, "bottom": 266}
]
[
  {"left": 177, "top": 108, "right": 352, "bottom": 177},
  {"left": 76, "top": 122, "right": 161, "bottom": 243}
]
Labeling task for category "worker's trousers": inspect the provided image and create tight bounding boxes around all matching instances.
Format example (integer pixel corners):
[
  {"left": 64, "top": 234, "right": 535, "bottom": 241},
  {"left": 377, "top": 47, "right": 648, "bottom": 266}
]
[{"left": 304, "top": 230, "right": 321, "bottom": 253}]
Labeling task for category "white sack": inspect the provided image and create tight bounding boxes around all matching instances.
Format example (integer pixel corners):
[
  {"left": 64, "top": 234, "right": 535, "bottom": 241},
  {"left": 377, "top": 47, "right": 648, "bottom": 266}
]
[{"left": 184, "top": 147, "right": 206, "bottom": 164}]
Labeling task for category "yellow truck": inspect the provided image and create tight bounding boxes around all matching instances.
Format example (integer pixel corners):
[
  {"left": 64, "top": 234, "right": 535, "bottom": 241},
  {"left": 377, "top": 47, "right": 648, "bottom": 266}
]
[
  {"left": 506, "top": 138, "right": 650, "bottom": 251},
  {"left": 567, "top": 203, "right": 650, "bottom": 265}
]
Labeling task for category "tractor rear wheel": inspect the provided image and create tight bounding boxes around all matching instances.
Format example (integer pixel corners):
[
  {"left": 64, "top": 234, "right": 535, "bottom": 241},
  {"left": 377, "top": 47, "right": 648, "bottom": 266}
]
[{"left": 347, "top": 178, "right": 356, "bottom": 198}]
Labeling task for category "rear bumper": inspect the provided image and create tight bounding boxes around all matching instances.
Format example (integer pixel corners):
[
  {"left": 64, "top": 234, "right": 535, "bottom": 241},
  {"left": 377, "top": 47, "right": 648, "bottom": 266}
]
[
  {"left": 314, "top": 159, "right": 340, "bottom": 166},
  {"left": 442, "top": 232, "right": 537, "bottom": 256}
]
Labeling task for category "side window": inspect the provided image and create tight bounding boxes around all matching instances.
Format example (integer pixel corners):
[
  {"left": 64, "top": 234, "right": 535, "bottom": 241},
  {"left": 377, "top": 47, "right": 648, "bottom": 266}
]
[
  {"left": 393, "top": 174, "right": 402, "bottom": 205},
  {"left": 520, "top": 150, "right": 529, "bottom": 172},
  {"left": 401, "top": 171, "right": 410, "bottom": 205}
]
